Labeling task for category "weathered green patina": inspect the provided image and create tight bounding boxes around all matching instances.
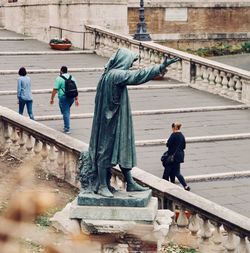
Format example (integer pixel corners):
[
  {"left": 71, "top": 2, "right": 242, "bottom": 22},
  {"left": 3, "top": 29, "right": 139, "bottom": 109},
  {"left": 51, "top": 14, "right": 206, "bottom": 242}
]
[{"left": 78, "top": 48, "right": 179, "bottom": 198}]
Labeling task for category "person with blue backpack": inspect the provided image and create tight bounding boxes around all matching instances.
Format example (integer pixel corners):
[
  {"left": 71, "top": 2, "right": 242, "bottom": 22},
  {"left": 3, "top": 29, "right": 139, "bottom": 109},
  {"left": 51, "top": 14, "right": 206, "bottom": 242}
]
[{"left": 50, "top": 66, "right": 79, "bottom": 134}]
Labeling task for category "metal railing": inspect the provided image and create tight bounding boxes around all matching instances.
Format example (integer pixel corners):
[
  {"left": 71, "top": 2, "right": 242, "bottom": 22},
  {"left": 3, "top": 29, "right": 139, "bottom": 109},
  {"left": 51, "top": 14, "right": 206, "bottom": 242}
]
[{"left": 49, "top": 26, "right": 93, "bottom": 50}]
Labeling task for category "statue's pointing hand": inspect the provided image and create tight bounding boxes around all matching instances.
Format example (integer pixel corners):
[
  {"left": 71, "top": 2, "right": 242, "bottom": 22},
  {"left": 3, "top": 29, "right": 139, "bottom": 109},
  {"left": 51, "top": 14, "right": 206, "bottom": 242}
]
[{"left": 160, "top": 57, "right": 180, "bottom": 73}]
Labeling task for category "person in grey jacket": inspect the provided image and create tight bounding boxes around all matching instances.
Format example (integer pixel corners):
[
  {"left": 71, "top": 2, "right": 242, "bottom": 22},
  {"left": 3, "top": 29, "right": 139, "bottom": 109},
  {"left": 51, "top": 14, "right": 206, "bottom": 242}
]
[{"left": 17, "top": 67, "right": 34, "bottom": 120}]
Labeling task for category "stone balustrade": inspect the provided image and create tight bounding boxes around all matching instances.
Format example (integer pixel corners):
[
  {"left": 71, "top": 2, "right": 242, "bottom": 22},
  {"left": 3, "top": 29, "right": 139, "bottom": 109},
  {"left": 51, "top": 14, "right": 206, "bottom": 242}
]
[
  {"left": 110, "top": 168, "right": 250, "bottom": 253},
  {"left": 0, "top": 105, "right": 87, "bottom": 188},
  {"left": 85, "top": 24, "right": 250, "bottom": 104},
  {"left": 0, "top": 105, "right": 249, "bottom": 252}
]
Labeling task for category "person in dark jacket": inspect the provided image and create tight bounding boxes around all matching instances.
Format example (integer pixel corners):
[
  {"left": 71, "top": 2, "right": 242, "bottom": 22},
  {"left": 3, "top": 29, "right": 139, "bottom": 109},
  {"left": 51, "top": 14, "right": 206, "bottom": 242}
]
[{"left": 162, "top": 122, "right": 190, "bottom": 191}]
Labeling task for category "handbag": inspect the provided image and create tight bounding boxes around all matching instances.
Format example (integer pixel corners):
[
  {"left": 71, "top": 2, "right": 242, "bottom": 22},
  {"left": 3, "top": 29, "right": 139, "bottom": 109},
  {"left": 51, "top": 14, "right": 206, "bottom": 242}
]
[{"left": 161, "top": 144, "right": 180, "bottom": 166}]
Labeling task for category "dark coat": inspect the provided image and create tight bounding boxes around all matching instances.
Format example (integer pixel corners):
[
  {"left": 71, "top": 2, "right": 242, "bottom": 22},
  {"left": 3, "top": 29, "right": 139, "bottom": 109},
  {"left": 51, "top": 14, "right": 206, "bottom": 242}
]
[{"left": 166, "top": 132, "right": 186, "bottom": 163}]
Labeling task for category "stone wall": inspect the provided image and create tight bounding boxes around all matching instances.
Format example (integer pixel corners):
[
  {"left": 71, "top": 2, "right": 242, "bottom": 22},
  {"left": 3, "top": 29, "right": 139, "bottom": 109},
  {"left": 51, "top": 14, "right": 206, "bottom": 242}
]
[
  {"left": 1, "top": 0, "right": 128, "bottom": 48},
  {"left": 128, "top": 3, "right": 250, "bottom": 50}
]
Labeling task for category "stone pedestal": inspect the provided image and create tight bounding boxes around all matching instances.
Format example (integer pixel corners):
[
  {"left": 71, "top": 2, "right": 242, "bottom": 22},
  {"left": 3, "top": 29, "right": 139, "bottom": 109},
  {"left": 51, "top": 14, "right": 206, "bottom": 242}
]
[
  {"left": 77, "top": 189, "right": 152, "bottom": 207},
  {"left": 70, "top": 195, "right": 158, "bottom": 221}
]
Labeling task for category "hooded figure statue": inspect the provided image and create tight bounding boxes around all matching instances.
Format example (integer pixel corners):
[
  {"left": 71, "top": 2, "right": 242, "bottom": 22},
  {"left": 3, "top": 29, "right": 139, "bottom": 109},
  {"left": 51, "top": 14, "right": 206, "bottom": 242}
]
[{"left": 78, "top": 48, "right": 179, "bottom": 197}]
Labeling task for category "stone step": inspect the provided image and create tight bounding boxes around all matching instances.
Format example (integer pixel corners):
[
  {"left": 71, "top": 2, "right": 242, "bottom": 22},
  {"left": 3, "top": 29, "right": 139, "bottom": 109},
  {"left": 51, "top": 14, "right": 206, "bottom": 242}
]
[
  {"left": 0, "top": 83, "right": 187, "bottom": 95},
  {"left": 136, "top": 133, "right": 250, "bottom": 146},
  {"left": 0, "top": 67, "right": 103, "bottom": 75},
  {"left": 33, "top": 104, "right": 249, "bottom": 121},
  {"left": 184, "top": 170, "right": 250, "bottom": 183},
  {"left": 0, "top": 37, "right": 33, "bottom": 41},
  {"left": 0, "top": 50, "right": 94, "bottom": 55}
]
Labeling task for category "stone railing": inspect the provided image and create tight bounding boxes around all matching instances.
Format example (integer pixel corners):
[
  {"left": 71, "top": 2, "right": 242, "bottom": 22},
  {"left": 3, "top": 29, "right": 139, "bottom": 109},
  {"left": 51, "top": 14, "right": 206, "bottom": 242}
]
[
  {"left": 0, "top": 106, "right": 249, "bottom": 252},
  {"left": 85, "top": 24, "right": 250, "bottom": 104},
  {"left": 0, "top": 106, "right": 87, "bottom": 187}
]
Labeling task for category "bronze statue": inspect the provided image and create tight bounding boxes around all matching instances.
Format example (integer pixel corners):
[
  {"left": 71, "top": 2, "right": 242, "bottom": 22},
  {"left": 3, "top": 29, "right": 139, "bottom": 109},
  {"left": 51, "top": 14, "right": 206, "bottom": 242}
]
[{"left": 79, "top": 48, "right": 179, "bottom": 197}]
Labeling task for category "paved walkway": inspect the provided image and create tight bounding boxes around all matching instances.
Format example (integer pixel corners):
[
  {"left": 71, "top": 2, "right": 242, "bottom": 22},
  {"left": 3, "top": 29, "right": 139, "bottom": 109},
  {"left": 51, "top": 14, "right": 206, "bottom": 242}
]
[
  {"left": 211, "top": 53, "right": 250, "bottom": 71},
  {"left": 0, "top": 29, "right": 250, "bottom": 218}
]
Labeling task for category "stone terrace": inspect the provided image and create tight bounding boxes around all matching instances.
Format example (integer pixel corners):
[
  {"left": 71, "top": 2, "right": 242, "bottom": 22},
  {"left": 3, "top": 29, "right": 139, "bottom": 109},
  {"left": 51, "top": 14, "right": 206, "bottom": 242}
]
[{"left": 0, "top": 29, "right": 250, "bottom": 218}]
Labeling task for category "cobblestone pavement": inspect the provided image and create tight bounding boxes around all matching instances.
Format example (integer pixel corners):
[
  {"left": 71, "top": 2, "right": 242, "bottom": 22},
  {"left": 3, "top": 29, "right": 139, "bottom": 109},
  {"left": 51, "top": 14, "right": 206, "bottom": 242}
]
[{"left": 0, "top": 29, "right": 250, "bottom": 217}]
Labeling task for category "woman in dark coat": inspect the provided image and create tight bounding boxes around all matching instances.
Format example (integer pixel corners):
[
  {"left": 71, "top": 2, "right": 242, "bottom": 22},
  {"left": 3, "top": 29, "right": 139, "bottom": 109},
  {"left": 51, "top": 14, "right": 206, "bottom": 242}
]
[{"left": 162, "top": 122, "right": 190, "bottom": 191}]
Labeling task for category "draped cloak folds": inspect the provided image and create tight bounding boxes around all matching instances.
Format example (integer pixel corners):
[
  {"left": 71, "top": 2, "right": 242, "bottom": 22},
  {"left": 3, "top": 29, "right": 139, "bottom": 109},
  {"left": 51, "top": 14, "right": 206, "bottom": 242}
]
[{"left": 88, "top": 48, "right": 162, "bottom": 173}]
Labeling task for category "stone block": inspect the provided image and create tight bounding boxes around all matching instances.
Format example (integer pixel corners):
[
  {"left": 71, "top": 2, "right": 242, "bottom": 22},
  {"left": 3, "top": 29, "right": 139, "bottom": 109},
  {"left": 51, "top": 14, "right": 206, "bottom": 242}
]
[
  {"left": 81, "top": 220, "right": 137, "bottom": 234},
  {"left": 70, "top": 197, "right": 158, "bottom": 221},
  {"left": 50, "top": 203, "right": 81, "bottom": 235},
  {"left": 77, "top": 189, "right": 152, "bottom": 207}
]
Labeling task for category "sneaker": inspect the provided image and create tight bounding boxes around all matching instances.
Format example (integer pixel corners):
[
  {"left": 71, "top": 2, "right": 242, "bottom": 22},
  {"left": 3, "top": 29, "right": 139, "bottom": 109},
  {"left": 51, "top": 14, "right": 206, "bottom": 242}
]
[
  {"left": 63, "top": 129, "right": 71, "bottom": 134},
  {"left": 184, "top": 186, "right": 191, "bottom": 191}
]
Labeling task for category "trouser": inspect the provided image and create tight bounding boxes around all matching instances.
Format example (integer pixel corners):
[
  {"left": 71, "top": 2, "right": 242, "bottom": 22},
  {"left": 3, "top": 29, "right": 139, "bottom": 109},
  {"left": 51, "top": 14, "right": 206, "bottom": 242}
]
[
  {"left": 162, "top": 163, "right": 187, "bottom": 187},
  {"left": 59, "top": 96, "right": 74, "bottom": 131},
  {"left": 18, "top": 99, "right": 34, "bottom": 120}
]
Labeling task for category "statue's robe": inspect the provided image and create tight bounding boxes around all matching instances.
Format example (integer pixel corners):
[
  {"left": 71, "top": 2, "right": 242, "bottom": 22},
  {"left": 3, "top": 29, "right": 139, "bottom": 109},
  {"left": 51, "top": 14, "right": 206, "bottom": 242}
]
[{"left": 88, "top": 48, "right": 162, "bottom": 172}]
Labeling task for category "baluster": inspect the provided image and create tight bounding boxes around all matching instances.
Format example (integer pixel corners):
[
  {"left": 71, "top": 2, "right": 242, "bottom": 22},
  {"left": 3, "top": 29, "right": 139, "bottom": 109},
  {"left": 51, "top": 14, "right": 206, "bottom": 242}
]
[
  {"left": 33, "top": 139, "right": 42, "bottom": 157},
  {"left": 18, "top": 130, "right": 26, "bottom": 156},
  {"left": 154, "top": 51, "right": 161, "bottom": 64},
  {"left": 103, "top": 35, "right": 110, "bottom": 57},
  {"left": 215, "top": 70, "right": 222, "bottom": 94},
  {"left": 3, "top": 122, "right": 11, "bottom": 150},
  {"left": 144, "top": 48, "right": 150, "bottom": 66},
  {"left": 238, "top": 235, "right": 249, "bottom": 253},
  {"left": 150, "top": 50, "right": 156, "bottom": 65},
  {"left": 120, "top": 39, "right": 126, "bottom": 49},
  {"left": 167, "top": 55, "right": 176, "bottom": 78},
  {"left": 223, "top": 227, "right": 236, "bottom": 253},
  {"left": 64, "top": 152, "right": 77, "bottom": 185},
  {"left": 112, "top": 37, "right": 118, "bottom": 54},
  {"left": 139, "top": 47, "right": 145, "bottom": 67},
  {"left": 99, "top": 34, "right": 105, "bottom": 57},
  {"left": 169, "top": 206, "right": 191, "bottom": 247},
  {"left": 57, "top": 150, "right": 65, "bottom": 179},
  {"left": 10, "top": 126, "right": 19, "bottom": 145},
  {"left": 227, "top": 75, "right": 235, "bottom": 98},
  {"left": 195, "top": 64, "right": 202, "bottom": 83},
  {"left": 40, "top": 142, "right": 49, "bottom": 176},
  {"left": 210, "top": 222, "right": 225, "bottom": 252},
  {"left": 10, "top": 126, "right": 19, "bottom": 152},
  {"left": 202, "top": 66, "right": 209, "bottom": 90},
  {"left": 208, "top": 68, "right": 216, "bottom": 92},
  {"left": 48, "top": 145, "right": 57, "bottom": 176},
  {"left": 220, "top": 71, "right": 228, "bottom": 95},
  {"left": 125, "top": 41, "right": 131, "bottom": 50},
  {"left": 177, "top": 60, "right": 182, "bottom": 81},
  {"left": 109, "top": 36, "right": 115, "bottom": 54},
  {"left": 188, "top": 212, "right": 200, "bottom": 249},
  {"left": 235, "top": 77, "right": 242, "bottom": 101},
  {"left": 176, "top": 206, "right": 189, "bottom": 228},
  {"left": 199, "top": 217, "right": 213, "bottom": 253},
  {"left": 95, "top": 33, "right": 101, "bottom": 54},
  {"left": 25, "top": 134, "right": 33, "bottom": 157}
]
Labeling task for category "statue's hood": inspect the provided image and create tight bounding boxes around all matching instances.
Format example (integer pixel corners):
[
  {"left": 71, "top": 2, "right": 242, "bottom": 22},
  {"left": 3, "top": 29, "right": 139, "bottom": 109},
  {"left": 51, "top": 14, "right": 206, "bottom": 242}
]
[{"left": 104, "top": 48, "right": 138, "bottom": 72}]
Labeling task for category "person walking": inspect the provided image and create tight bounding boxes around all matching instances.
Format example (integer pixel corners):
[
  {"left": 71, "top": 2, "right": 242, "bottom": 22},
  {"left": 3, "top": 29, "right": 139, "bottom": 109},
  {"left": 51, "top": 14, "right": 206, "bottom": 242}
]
[
  {"left": 17, "top": 67, "right": 34, "bottom": 120},
  {"left": 162, "top": 122, "right": 190, "bottom": 191},
  {"left": 50, "top": 66, "right": 79, "bottom": 134}
]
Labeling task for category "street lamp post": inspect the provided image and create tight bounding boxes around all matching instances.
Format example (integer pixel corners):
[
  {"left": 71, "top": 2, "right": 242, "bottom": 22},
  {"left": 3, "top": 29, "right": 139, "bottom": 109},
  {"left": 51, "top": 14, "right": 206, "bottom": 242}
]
[{"left": 133, "top": 0, "right": 151, "bottom": 41}]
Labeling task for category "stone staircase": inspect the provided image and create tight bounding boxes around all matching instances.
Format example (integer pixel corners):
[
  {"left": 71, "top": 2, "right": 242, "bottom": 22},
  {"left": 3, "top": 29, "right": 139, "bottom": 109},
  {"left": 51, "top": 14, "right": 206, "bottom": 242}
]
[{"left": 0, "top": 29, "right": 250, "bottom": 218}]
